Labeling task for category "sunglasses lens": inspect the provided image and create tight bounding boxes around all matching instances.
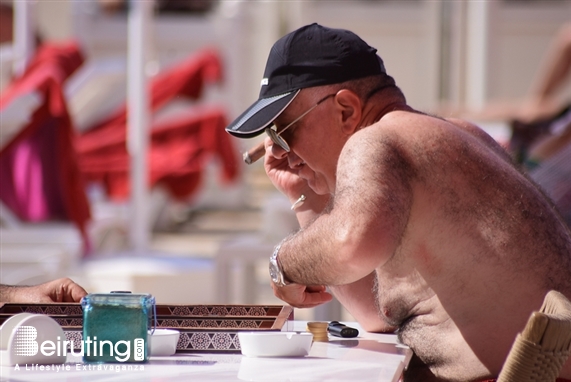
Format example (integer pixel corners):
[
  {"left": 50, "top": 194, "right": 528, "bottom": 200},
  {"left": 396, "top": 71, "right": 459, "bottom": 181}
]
[{"left": 266, "top": 128, "right": 290, "bottom": 152}]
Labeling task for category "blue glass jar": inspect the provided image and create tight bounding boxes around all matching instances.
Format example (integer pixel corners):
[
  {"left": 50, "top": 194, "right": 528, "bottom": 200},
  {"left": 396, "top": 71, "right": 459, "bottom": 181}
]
[{"left": 81, "top": 292, "right": 155, "bottom": 363}]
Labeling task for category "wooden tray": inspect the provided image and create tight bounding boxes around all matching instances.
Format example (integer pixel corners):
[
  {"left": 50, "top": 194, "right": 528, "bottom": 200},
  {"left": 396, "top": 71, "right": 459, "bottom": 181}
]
[{"left": 0, "top": 303, "right": 294, "bottom": 353}]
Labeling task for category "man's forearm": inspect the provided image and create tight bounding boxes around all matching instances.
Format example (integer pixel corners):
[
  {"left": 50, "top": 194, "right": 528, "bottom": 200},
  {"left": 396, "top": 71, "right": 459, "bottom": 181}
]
[
  {"left": 281, "top": 206, "right": 383, "bottom": 286},
  {"left": 0, "top": 284, "right": 18, "bottom": 302},
  {"left": 0, "top": 279, "right": 87, "bottom": 303}
]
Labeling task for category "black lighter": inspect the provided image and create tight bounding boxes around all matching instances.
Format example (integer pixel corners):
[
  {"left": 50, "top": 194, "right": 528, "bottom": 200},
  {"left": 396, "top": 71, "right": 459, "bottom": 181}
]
[{"left": 327, "top": 321, "right": 359, "bottom": 338}]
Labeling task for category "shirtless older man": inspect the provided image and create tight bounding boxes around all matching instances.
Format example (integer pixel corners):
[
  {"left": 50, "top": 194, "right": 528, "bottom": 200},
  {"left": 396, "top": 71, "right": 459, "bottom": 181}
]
[{"left": 225, "top": 23, "right": 571, "bottom": 381}]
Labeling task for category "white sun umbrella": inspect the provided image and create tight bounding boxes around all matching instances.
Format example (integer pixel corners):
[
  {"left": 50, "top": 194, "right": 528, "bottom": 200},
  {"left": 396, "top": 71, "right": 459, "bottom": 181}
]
[{"left": 127, "top": 0, "right": 154, "bottom": 254}]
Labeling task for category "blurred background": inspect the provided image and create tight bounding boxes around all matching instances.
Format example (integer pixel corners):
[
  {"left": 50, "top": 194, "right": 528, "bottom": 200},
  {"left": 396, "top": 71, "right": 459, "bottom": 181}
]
[{"left": 1, "top": 0, "right": 570, "bottom": 321}]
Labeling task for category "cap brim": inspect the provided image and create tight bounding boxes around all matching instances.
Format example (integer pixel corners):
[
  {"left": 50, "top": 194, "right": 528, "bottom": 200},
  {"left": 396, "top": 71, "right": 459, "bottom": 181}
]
[{"left": 225, "top": 90, "right": 300, "bottom": 138}]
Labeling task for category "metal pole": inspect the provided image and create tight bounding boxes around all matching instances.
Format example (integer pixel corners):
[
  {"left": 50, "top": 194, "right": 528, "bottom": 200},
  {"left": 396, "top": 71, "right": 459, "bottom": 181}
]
[
  {"left": 12, "top": 0, "right": 36, "bottom": 76},
  {"left": 127, "top": 0, "right": 153, "bottom": 253},
  {"left": 465, "top": 0, "right": 492, "bottom": 111}
]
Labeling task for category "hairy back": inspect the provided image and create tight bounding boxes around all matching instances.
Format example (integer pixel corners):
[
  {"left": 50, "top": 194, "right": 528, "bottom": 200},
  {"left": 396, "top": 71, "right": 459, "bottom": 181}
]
[
  {"left": 366, "top": 111, "right": 571, "bottom": 379},
  {"left": 407, "top": 114, "right": 571, "bottom": 285}
]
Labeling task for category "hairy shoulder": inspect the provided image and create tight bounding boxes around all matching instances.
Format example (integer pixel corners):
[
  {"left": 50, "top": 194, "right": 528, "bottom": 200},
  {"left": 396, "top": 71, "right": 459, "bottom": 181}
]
[
  {"left": 348, "top": 112, "right": 513, "bottom": 172},
  {"left": 333, "top": 112, "right": 419, "bottom": 253},
  {"left": 445, "top": 117, "right": 513, "bottom": 163},
  {"left": 340, "top": 111, "right": 448, "bottom": 176},
  {"left": 338, "top": 114, "right": 417, "bottom": 188},
  {"left": 338, "top": 110, "right": 524, "bottom": 211}
]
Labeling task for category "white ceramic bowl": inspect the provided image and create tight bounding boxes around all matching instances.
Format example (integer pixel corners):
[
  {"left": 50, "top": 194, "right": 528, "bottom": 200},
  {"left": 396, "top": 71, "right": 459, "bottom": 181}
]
[
  {"left": 238, "top": 332, "right": 313, "bottom": 358},
  {"left": 0, "top": 313, "right": 67, "bottom": 366},
  {"left": 148, "top": 329, "right": 180, "bottom": 356}
]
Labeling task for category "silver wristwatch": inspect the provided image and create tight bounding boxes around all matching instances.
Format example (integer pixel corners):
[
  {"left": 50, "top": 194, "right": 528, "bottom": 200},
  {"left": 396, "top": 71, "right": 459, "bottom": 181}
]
[{"left": 269, "top": 243, "right": 289, "bottom": 287}]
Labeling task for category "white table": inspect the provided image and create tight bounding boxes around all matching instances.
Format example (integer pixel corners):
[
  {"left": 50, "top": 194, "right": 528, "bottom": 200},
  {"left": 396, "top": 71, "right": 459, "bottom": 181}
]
[{"left": 0, "top": 322, "right": 412, "bottom": 382}]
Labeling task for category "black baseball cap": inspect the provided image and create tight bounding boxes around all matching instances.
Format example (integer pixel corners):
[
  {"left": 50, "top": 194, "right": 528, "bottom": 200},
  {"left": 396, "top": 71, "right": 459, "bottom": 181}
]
[{"left": 225, "top": 23, "right": 386, "bottom": 138}]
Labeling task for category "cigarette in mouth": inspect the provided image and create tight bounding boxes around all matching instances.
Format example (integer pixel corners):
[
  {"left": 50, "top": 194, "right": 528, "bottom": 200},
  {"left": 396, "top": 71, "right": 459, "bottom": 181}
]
[{"left": 243, "top": 142, "right": 265, "bottom": 165}]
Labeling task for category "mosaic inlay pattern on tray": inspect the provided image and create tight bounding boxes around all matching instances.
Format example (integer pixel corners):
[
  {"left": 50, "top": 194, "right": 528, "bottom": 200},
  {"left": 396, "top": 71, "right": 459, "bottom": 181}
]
[
  {"left": 6, "top": 305, "right": 271, "bottom": 317},
  {"left": 168, "top": 306, "right": 269, "bottom": 316},
  {"left": 5, "top": 304, "right": 289, "bottom": 353},
  {"left": 13, "top": 305, "right": 83, "bottom": 315},
  {"left": 54, "top": 318, "right": 83, "bottom": 326},
  {"left": 157, "top": 319, "right": 263, "bottom": 328},
  {"left": 64, "top": 331, "right": 243, "bottom": 352},
  {"left": 181, "top": 332, "right": 241, "bottom": 351}
]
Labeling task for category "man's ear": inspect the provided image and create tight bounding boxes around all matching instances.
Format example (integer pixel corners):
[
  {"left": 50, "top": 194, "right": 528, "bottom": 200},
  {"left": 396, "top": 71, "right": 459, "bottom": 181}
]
[{"left": 334, "top": 89, "right": 362, "bottom": 134}]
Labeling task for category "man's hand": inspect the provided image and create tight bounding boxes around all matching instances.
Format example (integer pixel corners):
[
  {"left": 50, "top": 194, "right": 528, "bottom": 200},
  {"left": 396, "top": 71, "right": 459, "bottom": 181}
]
[
  {"left": 263, "top": 137, "right": 330, "bottom": 227},
  {"left": 264, "top": 137, "right": 308, "bottom": 200},
  {"left": 0, "top": 278, "right": 88, "bottom": 303},
  {"left": 271, "top": 282, "right": 333, "bottom": 308}
]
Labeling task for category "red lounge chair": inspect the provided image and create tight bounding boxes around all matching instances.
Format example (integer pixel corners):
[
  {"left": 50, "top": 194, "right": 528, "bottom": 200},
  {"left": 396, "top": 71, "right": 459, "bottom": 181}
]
[
  {"left": 75, "top": 47, "right": 239, "bottom": 202},
  {"left": 0, "top": 41, "right": 91, "bottom": 254}
]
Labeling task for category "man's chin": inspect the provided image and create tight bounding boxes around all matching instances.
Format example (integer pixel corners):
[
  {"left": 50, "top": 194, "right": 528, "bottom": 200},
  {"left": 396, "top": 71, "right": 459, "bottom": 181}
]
[
  {"left": 299, "top": 167, "right": 331, "bottom": 195},
  {"left": 305, "top": 180, "right": 330, "bottom": 196}
]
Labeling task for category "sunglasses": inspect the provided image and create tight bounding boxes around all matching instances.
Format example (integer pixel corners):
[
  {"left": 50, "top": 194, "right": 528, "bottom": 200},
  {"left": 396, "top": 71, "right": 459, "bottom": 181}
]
[{"left": 266, "top": 93, "right": 336, "bottom": 152}]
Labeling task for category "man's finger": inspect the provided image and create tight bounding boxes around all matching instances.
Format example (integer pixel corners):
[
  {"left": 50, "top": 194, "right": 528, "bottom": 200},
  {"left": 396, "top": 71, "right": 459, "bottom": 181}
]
[
  {"left": 63, "top": 279, "right": 88, "bottom": 302},
  {"left": 302, "top": 289, "right": 333, "bottom": 306},
  {"left": 306, "top": 285, "right": 327, "bottom": 293}
]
